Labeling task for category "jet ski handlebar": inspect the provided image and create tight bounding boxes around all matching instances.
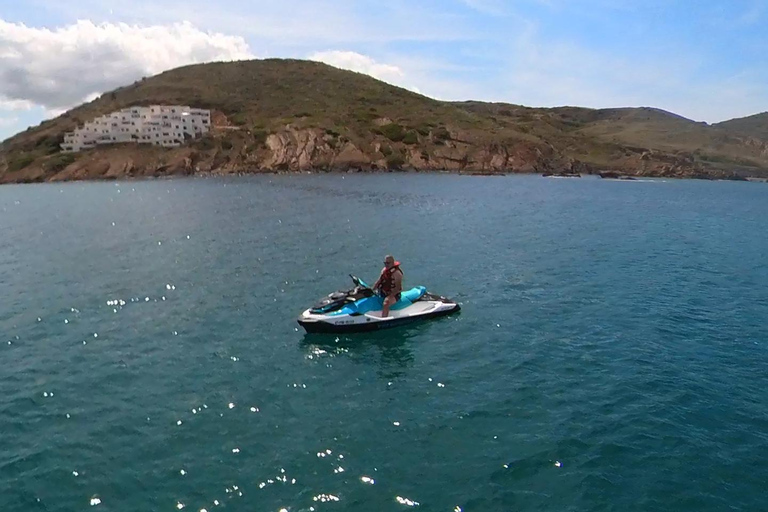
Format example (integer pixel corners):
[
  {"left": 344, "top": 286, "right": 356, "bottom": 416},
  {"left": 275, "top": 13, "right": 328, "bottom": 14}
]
[{"left": 349, "top": 274, "right": 372, "bottom": 290}]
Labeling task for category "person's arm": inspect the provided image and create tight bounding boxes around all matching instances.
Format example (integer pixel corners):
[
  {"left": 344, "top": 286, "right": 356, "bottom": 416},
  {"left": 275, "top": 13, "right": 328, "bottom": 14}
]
[{"left": 372, "top": 268, "right": 383, "bottom": 291}]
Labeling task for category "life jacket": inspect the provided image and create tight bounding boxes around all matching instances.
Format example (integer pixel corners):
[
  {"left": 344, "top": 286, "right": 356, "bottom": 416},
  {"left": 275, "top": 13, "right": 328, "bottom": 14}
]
[{"left": 377, "top": 262, "right": 403, "bottom": 295}]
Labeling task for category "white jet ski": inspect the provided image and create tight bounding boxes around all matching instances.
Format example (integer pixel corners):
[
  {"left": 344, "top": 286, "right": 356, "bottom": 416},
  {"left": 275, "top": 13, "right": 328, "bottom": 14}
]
[{"left": 298, "top": 275, "right": 460, "bottom": 333}]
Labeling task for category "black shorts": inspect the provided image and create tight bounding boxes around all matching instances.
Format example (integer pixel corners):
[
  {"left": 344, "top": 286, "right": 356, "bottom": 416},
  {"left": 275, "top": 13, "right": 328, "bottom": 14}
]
[{"left": 379, "top": 291, "right": 401, "bottom": 301}]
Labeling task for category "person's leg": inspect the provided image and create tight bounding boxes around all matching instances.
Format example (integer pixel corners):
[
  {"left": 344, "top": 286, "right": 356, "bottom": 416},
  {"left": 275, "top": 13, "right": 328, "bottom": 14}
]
[{"left": 382, "top": 294, "right": 395, "bottom": 317}]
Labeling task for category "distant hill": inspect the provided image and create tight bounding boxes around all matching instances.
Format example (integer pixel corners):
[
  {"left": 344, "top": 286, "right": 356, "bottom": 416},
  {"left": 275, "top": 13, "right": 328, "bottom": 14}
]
[
  {"left": 715, "top": 112, "right": 768, "bottom": 140},
  {"left": 1, "top": 58, "right": 768, "bottom": 183}
]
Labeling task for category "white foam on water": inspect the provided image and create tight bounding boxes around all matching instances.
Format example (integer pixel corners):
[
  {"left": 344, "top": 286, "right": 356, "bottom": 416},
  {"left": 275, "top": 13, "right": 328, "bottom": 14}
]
[
  {"left": 396, "top": 496, "right": 420, "bottom": 507},
  {"left": 313, "top": 494, "right": 340, "bottom": 503}
]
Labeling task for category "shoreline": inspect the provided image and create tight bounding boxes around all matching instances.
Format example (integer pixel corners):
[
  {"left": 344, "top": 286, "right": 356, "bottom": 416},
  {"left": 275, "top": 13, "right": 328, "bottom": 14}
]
[{"left": 1, "top": 168, "right": 764, "bottom": 187}]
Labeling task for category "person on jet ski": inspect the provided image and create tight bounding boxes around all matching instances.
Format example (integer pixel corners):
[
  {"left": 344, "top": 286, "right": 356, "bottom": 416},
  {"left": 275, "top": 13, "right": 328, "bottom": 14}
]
[{"left": 372, "top": 255, "right": 403, "bottom": 317}]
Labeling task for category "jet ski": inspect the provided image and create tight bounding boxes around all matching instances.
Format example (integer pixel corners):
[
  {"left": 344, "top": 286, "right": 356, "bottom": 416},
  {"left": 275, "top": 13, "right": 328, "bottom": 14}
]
[{"left": 298, "top": 275, "right": 460, "bottom": 333}]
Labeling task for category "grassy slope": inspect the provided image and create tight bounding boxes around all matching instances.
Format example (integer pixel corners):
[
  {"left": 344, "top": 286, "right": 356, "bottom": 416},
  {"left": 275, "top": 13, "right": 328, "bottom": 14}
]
[
  {"left": 457, "top": 103, "right": 768, "bottom": 172},
  {"left": 715, "top": 112, "right": 768, "bottom": 140}
]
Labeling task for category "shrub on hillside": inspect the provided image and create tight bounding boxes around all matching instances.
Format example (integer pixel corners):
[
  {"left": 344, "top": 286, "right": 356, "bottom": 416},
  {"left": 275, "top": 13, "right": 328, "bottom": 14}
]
[
  {"left": 434, "top": 126, "right": 451, "bottom": 141},
  {"left": 35, "top": 135, "right": 63, "bottom": 155},
  {"left": 252, "top": 129, "right": 269, "bottom": 147},
  {"left": 229, "top": 113, "right": 249, "bottom": 126},
  {"left": 386, "top": 152, "right": 405, "bottom": 168},
  {"left": 402, "top": 131, "right": 418, "bottom": 145},
  {"left": 416, "top": 125, "right": 431, "bottom": 136},
  {"left": 194, "top": 136, "right": 216, "bottom": 151},
  {"left": 379, "top": 123, "right": 405, "bottom": 142},
  {"left": 8, "top": 154, "right": 36, "bottom": 173},
  {"left": 45, "top": 153, "right": 77, "bottom": 172}
]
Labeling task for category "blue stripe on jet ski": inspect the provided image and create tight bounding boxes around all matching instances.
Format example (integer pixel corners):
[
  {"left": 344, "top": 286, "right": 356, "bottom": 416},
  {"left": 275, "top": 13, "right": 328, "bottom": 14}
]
[{"left": 328, "top": 286, "right": 426, "bottom": 316}]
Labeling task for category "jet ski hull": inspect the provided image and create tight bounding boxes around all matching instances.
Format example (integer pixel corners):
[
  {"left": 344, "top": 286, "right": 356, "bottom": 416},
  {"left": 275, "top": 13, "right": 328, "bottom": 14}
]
[{"left": 298, "top": 291, "right": 460, "bottom": 334}]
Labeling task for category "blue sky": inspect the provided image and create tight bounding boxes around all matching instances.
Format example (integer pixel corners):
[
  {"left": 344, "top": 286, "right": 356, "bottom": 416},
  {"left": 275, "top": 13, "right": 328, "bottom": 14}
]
[{"left": 1, "top": 0, "right": 767, "bottom": 141}]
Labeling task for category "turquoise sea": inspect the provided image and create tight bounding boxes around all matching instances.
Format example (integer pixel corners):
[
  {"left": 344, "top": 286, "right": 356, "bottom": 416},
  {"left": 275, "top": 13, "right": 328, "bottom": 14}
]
[{"left": 1, "top": 174, "right": 766, "bottom": 511}]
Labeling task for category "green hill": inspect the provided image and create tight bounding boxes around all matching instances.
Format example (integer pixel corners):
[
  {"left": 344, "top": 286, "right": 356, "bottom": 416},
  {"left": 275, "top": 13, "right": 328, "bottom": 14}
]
[
  {"left": 715, "top": 112, "right": 768, "bottom": 140},
  {"left": 2, "top": 58, "right": 768, "bottom": 183}
]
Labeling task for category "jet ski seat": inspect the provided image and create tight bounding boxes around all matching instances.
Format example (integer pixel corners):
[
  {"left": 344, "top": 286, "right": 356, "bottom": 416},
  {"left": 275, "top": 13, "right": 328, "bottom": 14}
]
[{"left": 391, "top": 286, "right": 427, "bottom": 310}]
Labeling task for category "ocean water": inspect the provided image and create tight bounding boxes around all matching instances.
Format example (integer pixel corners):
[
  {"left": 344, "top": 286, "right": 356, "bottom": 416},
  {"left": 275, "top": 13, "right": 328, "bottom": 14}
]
[{"left": 1, "top": 174, "right": 767, "bottom": 512}]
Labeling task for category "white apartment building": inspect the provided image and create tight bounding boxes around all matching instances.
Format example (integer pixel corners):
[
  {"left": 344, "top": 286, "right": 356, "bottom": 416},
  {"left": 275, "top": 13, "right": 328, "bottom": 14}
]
[{"left": 60, "top": 105, "right": 211, "bottom": 152}]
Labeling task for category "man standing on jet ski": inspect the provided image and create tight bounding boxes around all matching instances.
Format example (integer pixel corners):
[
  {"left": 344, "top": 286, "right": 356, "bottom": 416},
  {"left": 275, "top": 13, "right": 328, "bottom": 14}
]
[{"left": 372, "top": 255, "right": 403, "bottom": 318}]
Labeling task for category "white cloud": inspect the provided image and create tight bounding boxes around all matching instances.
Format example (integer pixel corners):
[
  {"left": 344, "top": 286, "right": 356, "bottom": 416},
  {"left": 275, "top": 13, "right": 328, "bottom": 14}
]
[
  {"left": 308, "top": 51, "right": 405, "bottom": 84},
  {"left": 307, "top": 50, "right": 426, "bottom": 95},
  {"left": 0, "top": 98, "right": 35, "bottom": 111},
  {"left": 0, "top": 18, "right": 255, "bottom": 110},
  {"left": 58, "top": 0, "right": 483, "bottom": 46}
]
